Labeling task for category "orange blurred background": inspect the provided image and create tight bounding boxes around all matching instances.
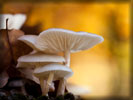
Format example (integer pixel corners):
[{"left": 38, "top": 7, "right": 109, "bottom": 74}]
[{"left": 2, "top": 1, "right": 130, "bottom": 98}]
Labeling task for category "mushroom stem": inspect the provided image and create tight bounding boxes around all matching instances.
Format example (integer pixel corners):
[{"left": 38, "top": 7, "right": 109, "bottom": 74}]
[
  {"left": 39, "top": 78, "right": 45, "bottom": 95},
  {"left": 64, "top": 50, "right": 70, "bottom": 67},
  {"left": 57, "top": 51, "right": 70, "bottom": 96},
  {"left": 44, "top": 72, "right": 54, "bottom": 95},
  {"left": 57, "top": 78, "right": 66, "bottom": 96}
]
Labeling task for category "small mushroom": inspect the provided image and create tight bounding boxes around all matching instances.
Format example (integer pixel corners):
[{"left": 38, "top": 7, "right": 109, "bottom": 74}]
[
  {"left": 18, "top": 68, "right": 55, "bottom": 93},
  {"left": 17, "top": 52, "right": 65, "bottom": 68},
  {"left": 33, "top": 63, "right": 73, "bottom": 95},
  {"left": 17, "top": 52, "right": 65, "bottom": 64},
  {"left": 0, "top": 14, "right": 26, "bottom": 29}
]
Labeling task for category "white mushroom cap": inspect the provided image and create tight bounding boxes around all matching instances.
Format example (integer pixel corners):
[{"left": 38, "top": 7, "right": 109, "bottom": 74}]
[
  {"left": 34, "top": 63, "right": 73, "bottom": 79},
  {"left": 18, "top": 52, "right": 65, "bottom": 63},
  {"left": 0, "top": 14, "right": 26, "bottom": 29},
  {"left": 35, "top": 28, "right": 104, "bottom": 53},
  {"left": 16, "top": 62, "right": 50, "bottom": 68},
  {"left": 16, "top": 62, "right": 34, "bottom": 68},
  {"left": 18, "top": 35, "right": 38, "bottom": 50}
]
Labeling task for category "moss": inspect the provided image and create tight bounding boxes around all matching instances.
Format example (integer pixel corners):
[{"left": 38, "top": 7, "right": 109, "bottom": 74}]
[
  {"left": 9, "top": 94, "right": 28, "bottom": 100},
  {"left": 64, "top": 93, "right": 75, "bottom": 100},
  {"left": 0, "top": 92, "right": 77, "bottom": 100},
  {"left": 36, "top": 96, "right": 48, "bottom": 100},
  {"left": 0, "top": 96, "right": 8, "bottom": 100},
  {"left": 55, "top": 95, "right": 64, "bottom": 100}
]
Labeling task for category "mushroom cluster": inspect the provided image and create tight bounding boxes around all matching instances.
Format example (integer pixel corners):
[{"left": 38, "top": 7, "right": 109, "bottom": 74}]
[{"left": 17, "top": 28, "right": 104, "bottom": 96}]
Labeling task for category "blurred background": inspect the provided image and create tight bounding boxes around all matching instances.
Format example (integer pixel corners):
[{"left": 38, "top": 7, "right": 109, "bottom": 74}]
[{"left": 1, "top": 1, "right": 130, "bottom": 99}]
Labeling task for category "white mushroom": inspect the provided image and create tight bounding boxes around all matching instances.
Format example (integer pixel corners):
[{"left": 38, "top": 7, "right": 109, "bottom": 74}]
[
  {"left": 36, "top": 28, "right": 103, "bottom": 52},
  {"left": 18, "top": 52, "right": 65, "bottom": 63},
  {"left": 18, "top": 68, "right": 55, "bottom": 92},
  {"left": 0, "top": 14, "right": 26, "bottom": 29},
  {"left": 35, "top": 28, "right": 104, "bottom": 95},
  {"left": 34, "top": 63, "right": 73, "bottom": 95},
  {"left": 36, "top": 28, "right": 104, "bottom": 67},
  {"left": 18, "top": 35, "right": 38, "bottom": 50},
  {"left": 17, "top": 52, "right": 65, "bottom": 68}
]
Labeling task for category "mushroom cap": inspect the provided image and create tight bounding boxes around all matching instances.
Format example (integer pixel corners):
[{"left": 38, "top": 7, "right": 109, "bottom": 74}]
[
  {"left": 0, "top": 14, "right": 26, "bottom": 29},
  {"left": 18, "top": 35, "right": 38, "bottom": 50},
  {"left": 16, "top": 62, "right": 52, "bottom": 68},
  {"left": 35, "top": 28, "right": 104, "bottom": 53},
  {"left": 16, "top": 62, "right": 34, "bottom": 68},
  {"left": 33, "top": 63, "right": 73, "bottom": 79},
  {"left": 17, "top": 52, "right": 65, "bottom": 63}
]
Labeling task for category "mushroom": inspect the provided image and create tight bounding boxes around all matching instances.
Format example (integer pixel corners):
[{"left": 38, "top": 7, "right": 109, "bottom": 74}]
[
  {"left": 18, "top": 35, "right": 38, "bottom": 51},
  {"left": 17, "top": 52, "right": 65, "bottom": 64},
  {"left": 33, "top": 63, "right": 73, "bottom": 95},
  {"left": 17, "top": 52, "right": 66, "bottom": 95},
  {"left": 0, "top": 14, "right": 26, "bottom": 29},
  {"left": 18, "top": 67, "right": 55, "bottom": 92},
  {"left": 35, "top": 28, "right": 104, "bottom": 95},
  {"left": 17, "top": 52, "right": 65, "bottom": 69}
]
